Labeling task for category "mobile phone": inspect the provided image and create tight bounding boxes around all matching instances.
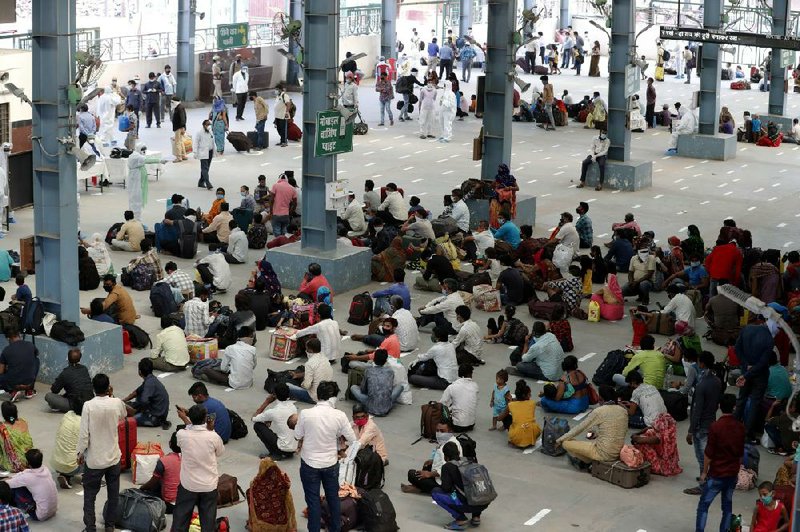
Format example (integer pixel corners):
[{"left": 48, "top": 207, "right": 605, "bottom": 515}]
[{"left": 207, "top": 413, "right": 217, "bottom": 423}]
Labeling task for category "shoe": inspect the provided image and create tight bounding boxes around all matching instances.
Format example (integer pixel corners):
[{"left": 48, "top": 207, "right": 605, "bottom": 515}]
[
  {"left": 378, "top": 123, "right": 385, "bottom": 126},
  {"left": 57, "top": 475, "right": 72, "bottom": 489},
  {"left": 420, "top": 135, "right": 426, "bottom": 139},
  {"left": 405, "top": 117, "right": 413, "bottom": 121},
  {"left": 683, "top": 486, "right": 702, "bottom": 495},
  {"left": 145, "top": 125, "right": 151, "bottom": 128},
  {"left": 10, "top": 391, "right": 23, "bottom": 403},
  {"left": 206, "top": 186, "right": 213, "bottom": 190},
  {"left": 161, "top": 421, "right": 172, "bottom": 430},
  {"left": 156, "top": 124, "right": 161, "bottom": 128},
  {"left": 576, "top": 183, "right": 585, "bottom": 188},
  {"left": 595, "top": 185, "right": 603, "bottom": 191},
  {"left": 398, "top": 117, "right": 405, "bottom": 122},
  {"left": 24, "top": 389, "right": 36, "bottom": 399},
  {"left": 390, "top": 120, "right": 394, "bottom": 126},
  {"left": 427, "top": 135, "right": 435, "bottom": 138}
]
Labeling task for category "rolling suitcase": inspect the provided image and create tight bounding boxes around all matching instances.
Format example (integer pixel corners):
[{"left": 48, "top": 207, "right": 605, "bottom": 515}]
[
  {"left": 118, "top": 417, "right": 137, "bottom": 471},
  {"left": 591, "top": 460, "right": 651, "bottom": 488},
  {"left": 287, "top": 120, "right": 302, "bottom": 141},
  {"left": 227, "top": 131, "right": 252, "bottom": 152},
  {"left": 246, "top": 131, "right": 259, "bottom": 148}
]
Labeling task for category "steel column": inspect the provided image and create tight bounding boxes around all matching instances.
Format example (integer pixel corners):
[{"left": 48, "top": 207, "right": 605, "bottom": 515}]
[
  {"left": 459, "top": 0, "right": 473, "bottom": 38},
  {"left": 287, "top": 0, "right": 303, "bottom": 86},
  {"left": 769, "top": 0, "right": 790, "bottom": 115},
  {"left": 607, "top": 0, "right": 633, "bottom": 161},
  {"left": 560, "top": 0, "right": 570, "bottom": 28},
  {"left": 176, "top": 0, "right": 196, "bottom": 102},
  {"left": 301, "top": 0, "right": 338, "bottom": 251},
  {"left": 698, "top": 0, "right": 722, "bottom": 135},
  {"left": 31, "top": 0, "right": 79, "bottom": 322},
  {"left": 524, "top": 0, "right": 535, "bottom": 10},
  {"left": 382, "top": 0, "right": 397, "bottom": 61},
  {"left": 480, "top": 0, "right": 515, "bottom": 180}
]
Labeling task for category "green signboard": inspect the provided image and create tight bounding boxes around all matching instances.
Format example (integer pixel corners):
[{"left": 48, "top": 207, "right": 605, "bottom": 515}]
[
  {"left": 314, "top": 110, "right": 354, "bottom": 157},
  {"left": 217, "top": 23, "right": 249, "bottom": 50}
]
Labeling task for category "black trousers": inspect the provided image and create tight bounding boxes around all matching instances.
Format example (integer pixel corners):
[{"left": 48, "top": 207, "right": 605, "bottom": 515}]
[
  {"left": 580, "top": 155, "right": 607, "bottom": 184},
  {"left": 171, "top": 484, "right": 218, "bottom": 532},
  {"left": 645, "top": 103, "right": 656, "bottom": 128},
  {"left": 525, "top": 51, "right": 537, "bottom": 72},
  {"left": 83, "top": 463, "right": 121, "bottom": 531},
  {"left": 407, "top": 465, "right": 439, "bottom": 493},
  {"left": 376, "top": 210, "right": 406, "bottom": 227},
  {"left": 145, "top": 101, "right": 160, "bottom": 126},
  {"left": 236, "top": 92, "right": 247, "bottom": 119},
  {"left": 274, "top": 118, "right": 288, "bottom": 144},
  {"left": 254, "top": 422, "right": 293, "bottom": 457},
  {"left": 196, "top": 263, "right": 214, "bottom": 286}
]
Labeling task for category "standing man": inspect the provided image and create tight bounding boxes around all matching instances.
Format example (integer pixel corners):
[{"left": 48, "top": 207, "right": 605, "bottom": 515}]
[
  {"left": 78, "top": 374, "right": 127, "bottom": 532},
  {"left": 561, "top": 31, "right": 574, "bottom": 70},
  {"left": 195, "top": 119, "right": 214, "bottom": 190},
  {"left": 459, "top": 42, "right": 476, "bottom": 82},
  {"left": 645, "top": 77, "right": 656, "bottom": 128},
  {"left": 683, "top": 46, "right": 694, "bottom": 84},
  {"left": 274, "top": 85, "right": 291, "bottom": 147},
  {"left": 574, "top": 201, "right": 593, "bottom": 249},
  {"left": 269, "top": 173, "right": 298, "bottom": 237},
  {"left": 142, "top": 72, "right": 162, "bottom": 128},
  {"left": 171, "top": 95, "right": 187, "bottom": 163},
  {"left": 250, "top": 91, "right": 269, "bottom": 149},
  {"left": 295, "top": 381, "right": 358, "bottom": 532},
  {"left": 211, "top": 55, "right": 223, "bottom": 99},
  {"left": 124, "top": 80, "right": 143, "bottom": 132},
  {"left": 397, "top": 67, "right": 423, "bottom": 122},
  {"left": 228, "top": 54, "right": 243, "bottom": 87},
  {"left": 232, "top": 66, "right": 249, "bottom": 121},
  {"left": 159, "top": 65, "right": 176, "bottom": 122},
  {"left": 695, "top": 394, "right": 744, "bottom": 532},
  {"left": 577, "top": 130, "right": 610, "bottom": 191},
  {"left": 172, "top": 405, "right": 225, "bottom": 532},
  {"left": 540, "top": 76, "right": 556, "bottom": 131},
  {"left": 375, "top": 72, "right": 395, "bottom": 127},
  {"left": 684, "top": 351, "right": 722, "bottom": 495},
  {"left": 438, "top": 39, "right": 454, "bottom": 80},
  {"left": 427, "top": 38, "right": 440, "bottom": 75},
  {"left": 524, "top": 33, "right": 539, "bottom": 73},
  {"left": 734, "top": 322, "right": 776, "bottom": 443}
]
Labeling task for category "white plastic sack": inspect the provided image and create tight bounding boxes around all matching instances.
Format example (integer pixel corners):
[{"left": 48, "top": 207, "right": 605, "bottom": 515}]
[
  {"left": 133, "top": 454, "right": 160, "bottom": 485},
  {"left": 552, "top": 243, "right": 574, "bottom": 272}
]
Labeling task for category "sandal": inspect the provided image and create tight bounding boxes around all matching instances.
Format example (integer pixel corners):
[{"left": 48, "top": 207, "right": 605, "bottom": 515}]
[
  {"left": 470, "top": 517, "right": 481, "bottom": 527},
  {"left": 444, "top": 521, "right": 467, "bottom": 530}
]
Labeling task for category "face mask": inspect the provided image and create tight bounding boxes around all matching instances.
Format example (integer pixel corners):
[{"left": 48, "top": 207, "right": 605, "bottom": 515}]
[
  {"left": 638, "top": 251, "right": 649, "bottom": 260},
  {"left": 436, "top": 432, "right": 453, "bottom": 445},
  {"left": 240, "top": 192, "right": 246, "bottom": 197},
  {"left": 104, "top": 285, "right": 113, "bottom": 293},
  {"left": 216, "top": 194, "right": 224, "bottom": 200},
  {"left": 497, "top": 218, "right": 505, "bottom": 225},
  {"left": 761, "top": 494, "right": 773, "bottom": 505},
  {"left": 599, "top": 134, "right": 606, "bottom": 140},
  {"left": 690, "top": 261, "right": 700, "bottom": 268},
  {"left": 354, "top": 418, "right": 368, "bottom": 428}
]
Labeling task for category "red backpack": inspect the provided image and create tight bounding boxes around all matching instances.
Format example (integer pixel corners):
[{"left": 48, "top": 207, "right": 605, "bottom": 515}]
[{"left": 347, "top": 292, "right": 374, "bottom": 326}]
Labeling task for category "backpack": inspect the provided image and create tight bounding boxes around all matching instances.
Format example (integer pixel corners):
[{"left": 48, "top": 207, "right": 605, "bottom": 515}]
[
  {"left": 592, "top": 349, "right": 627, "bottom": 386},
  {"left": 263, "top": 367, "right": 303, "bottom": 394},
  {"left": 662, "top": 49, "right": 671, "bottom": 61},
  {"left": 356, "top": 488, "right": 399, "bottom": 532},
  {"left": 354, "top": 445, "right": 385, "bottom": 490},
  {"left": 291, "top": 303, "right": 317, "bottom": 330},
  {"left": 118, "top": 114, "right": 131, "bottom": 132},
  {"left": 658, "top": 390, "right": 688, "bottom": 422},
  {"left": 228, "top": 409, "right": 249, "bottom": 439},
  {"left": 455, "top": 433, "right": 477, "bottom": 462},
  {"left": 21, "top": 297, "right": 45, "bottom": 336},
  {"left": 457, "top": 461, "right": 497, "bottom": 506},
  {"left": 419, "top": 401, "right": 450, "bottom": 442},
  {"left": 347, "top": 292, "right": 373, "bottom": 326},
  {"left": 105, "top": 222, "right": 123, "bottom": 245},
  {"left": 540, "top": 417, "right": 570, "bottom": 456},
  {"left": 192, "top": 358, "right": 221, "bottom": 379},
  {"left": 149, "top": 282, "right": 177, "bottom": 318},
  {"left": 0, "top": 310, "right": 20, "bottom": 335},
  {"left": 104, "top": 488, "right": 166, "bottom": 532},
  {"left": 122, "top": 323, "right": 152, "bottom": 349},
  {"left": 394, "top": 76, "right": 409, "bottom": 94},
  {"left": 743, "top": 442, "right": 760, "bottom": 475},
  {"left": 503, "top": 318, "right": 529, "bottom": 347},
  {"left": 49, "top": 320, "right": 85, "bottom": 346}
]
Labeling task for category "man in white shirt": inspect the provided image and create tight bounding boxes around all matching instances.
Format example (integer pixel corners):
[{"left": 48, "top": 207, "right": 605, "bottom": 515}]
[
  {"left": 223, "top": 222, "right": 248, "bottom": 264},
  {"left": 158, "top": 65, "right": 177, "bottom": 121},
  {"left": 150, "top": 324, "right": 190, "bottom": 372},
  {"left": 172, "top": 404, "right": 225, "bottom": 531},
  {"left": 252, "top": 382, "right": 298, "bottom": 460},
  {"left": 196, "top": 252, "right": 232, "bottom": 293},
  {"left": 387, "top": 357, "right": 412, "bottom": 405},
  {"left": 391, "top": 296, "right": 419, "bottom": 351},
  {"left": 401, "top": 418, "right": 462, "bottom": 494},
  {"left": 362, "top": 180, "right": 381, "bottom": 214},
  {"left": 341, "top": 192, "right": 367, "bottom": 236},
  {"left": 553, "top": 211, "right": 580, "bottom": 255},
  {"left": 409, "top": 327, "right": 459, "bottom": 390},
  {"left": 788, "top": 118, "right": 800, "bottom": 144},
  {"left": 293, "top": 304, "right": 342, "bottom": 362},
  {"left": 449, "top": 189, "right": 470, "bottom": 233},
  {"left": 6, "top": 448, "right": 58, "bottom": 521},
  {"left": 284, "top": 339, "right": 333, "bottom": 404},
  {"left": 464, "top": 219, "right": 494, "bottom": 259},
  {"left": 295, "top": 381, "right": 358, "bottom": 532},
  {"left": 78, "top": 374, "right": 128, "bottom": 532},
  {"left": 232, "top": 66, "right": 249, "bottom": 121},
  {"left": 451, "top": 305, "right": 484, "bottom": 366},
  {"left": 376, "top": 182, "right": 407, "bottom": 225},
  {"left": 660, "top": 284, "right": 697, "bottom": 327},
  {"left": 623, "top": 370, "right": 667, "bottom": 428},
  {"left": 417, "top": 278, "right": 464, "bottom": 335},
  {"left": 183, "top": 288, "right": 213, "bottom": 337},
  {"left": 212, "top": 327, "right": 257, "bottom": 389},
  {"left": 441, "top": 364, "right": 479, "bottom": 432}
]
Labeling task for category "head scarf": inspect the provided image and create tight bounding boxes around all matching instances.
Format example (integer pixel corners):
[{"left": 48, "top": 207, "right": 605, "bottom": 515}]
[
  {"left": 212, "top": 97, "right": 226, "bottom": 114},
  {"left": 607, "top": 274, "right": 623, "bottom": 302},
  {"left": 316, "top": 286, "right": 332, "bottom": 306},
  {"left": 668, "top": 236, "right": 680, "bottom": 247},
  {"left": 257, "top": 258, "right": 282, "bottom": 295}
]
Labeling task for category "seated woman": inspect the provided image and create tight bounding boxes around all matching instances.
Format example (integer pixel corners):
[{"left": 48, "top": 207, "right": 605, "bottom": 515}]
[
  {"left": 78, "top": 246, "right": 100, "bottom": 291},
  {"left": 628, "top": 95, "right": 647, "bottom": 132},
  {"left": 500, "top": 380, "right": 542, "bottom": 448},
  {"left": 590, "top": 272, "right": 624, "bottom": 321},
  {"left": 538, "top": 356, "right": 590, "bottom": 415},
  {"left": 589, "top": 245, "right": 608, "bottom": 284},
  {"left": 372, "top": 237, "right": 408, "bottom": 282},
  {"left": 517, "top": 249, "right": 561, "bottom": 290},
  {"left": 548, "top": 306, "right": 573, "bottom": 353},
  {"left": 631, "top": 411, "right": 682, "bottom": 476},
  {"left": 0, "top": 402, "right": 33, "bottom": 473},
  {"left": 484, "top": 305, "right": 515, "bottom": 344}
]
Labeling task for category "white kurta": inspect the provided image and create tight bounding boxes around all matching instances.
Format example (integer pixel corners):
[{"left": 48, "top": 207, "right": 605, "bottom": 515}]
[{"left": 669, "top": 109, "right": 698, "bottom": 148}]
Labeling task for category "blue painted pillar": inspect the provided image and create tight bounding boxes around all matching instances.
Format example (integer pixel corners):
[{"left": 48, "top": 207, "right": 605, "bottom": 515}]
[
  {"left": 176, "top": 0, "right": 196, "bottom": 101},
  {"left": 480, "top": 0, "right": 514, "bottom": 180},
  {"left": 524, "top": 0, "right": 535, "bottom": 10},
  {"left": 459, "top": 0, "right": 473, "bottom": 39},
  {"left": 31, "top": 0, "right": 80, "bottom": 323},
  {"left": 607, "top": 0, "right": 633, "bottom": 162},
  {"left": 698, "top": 0, "right": 722, "bottom": 135},
  {"left": 560, "top": 0, "right": 570, "bottom": 28},
  {"left": 382, "top": 0, "right": 397, "bottom": 61},
  {"left": 769, "top": 0, "right": 790, "bottom": 115},
  {"left": 287, "top": 0, "right": 303, "bottom": 87},
  {"left": 301, "top": 0, "right": 338, "bottom": 251}
]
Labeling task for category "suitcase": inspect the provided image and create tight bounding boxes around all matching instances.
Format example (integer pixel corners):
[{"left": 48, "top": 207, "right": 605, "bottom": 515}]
[
  {"left": 591, "top": 460, "right": 651, "bottom": 488},
  {"left": 118, "top": 417, "right": 137, "bottom": 471},
  {"left": 472, "top": 137, "right": 482, "bottom": 161},
  {"left": 533, "top": 65, "right": 549, "bottom": 75},
  {"left": 655, "top": 65, "right": 664, "bottom": 81},
  {"left": 20, "top": 236, "right": 34, "bottom": 274},
  {"left": 246, "top": 131, "right": 259, "bottom": 149},
  {"left": 528, "top": 300, "right": 565, "bottom": 320},
  {"left": 227, "top": 131, "right": 252, "bottom": 152},
  {"left": 554, "top": 109, "right": 567, "bottom": 126},
  {"left": 645, "top": 312, "right": 675, "bottom": 335},
  {"left": 515, "top": 57, "right": 531, "bottom": 74},
  {"left": 344, "top": 366, "right": 366, "bottom": 400},
  {"left": 287, "top": 120, "right": 302, "bottom": 141},
  {"left": 269, "top": 327, "right": 299, "bottom": 361}
]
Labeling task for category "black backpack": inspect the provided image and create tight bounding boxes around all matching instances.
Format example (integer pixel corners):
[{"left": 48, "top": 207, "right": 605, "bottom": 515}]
[
  {"left": 503, "top": 319, "right": 529, "bottom": 348},
  {"left": 592, "top": 349, "right": 628, "bottom": 386},
  {"left": 105, "top": 222, "right": 123, "bottom": 245},
  {"left": 49, "top": 320, "right": 85, "bottom": 346},
  {"left": 356, "top": 488, "right": 399, "bottom": 532},
  {"left": 263, "top": 367, "right": 303, "bottom": 394},
  {"left": 347, "top": 292, "right": 373, "bottom": 326},
  {"left": 228, "top": 409, "right": 248, "bottom": 439},
  {"left": 354, "top": 445, "right": 385, "bottom": 490},
  {"left": 21, "top": 297, "right": 45, "bottom": 336},
  {"left": 456, "top": 433, "right": 477, "bottom": 462},
  {"left": 149, "top": 282, "right": 177, "bottom": 318},
  {"left": 122, "top": 323, "right": 152, "bottom": 349},
  {"left": 662, "top": 49, "right": 671, "bottom": 61},
  {"left": 0, "top": 310, "right": 20, "bottom": 335}
]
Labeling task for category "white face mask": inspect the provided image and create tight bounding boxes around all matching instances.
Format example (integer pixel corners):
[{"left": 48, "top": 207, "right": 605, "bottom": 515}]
[
  {"left": 638, "top": 251, "right": 650, "bottom": 260},
  {"left": 436, "top": 432, "right": 453, "bottom": 445}
]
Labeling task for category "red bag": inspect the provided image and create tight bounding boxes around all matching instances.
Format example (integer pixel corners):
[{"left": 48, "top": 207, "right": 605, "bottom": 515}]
[
  {"left": 287, "top": 120, "right": 302, "bottom": 141},
  {"left": 631, "top": 314, "right": 648, "bottom": 348},
  {"left": 122, "top": 329, "right": 132, "bottom": 354},
  {"left": 118, "top": 417, "right": 137, "bottom": 470}
]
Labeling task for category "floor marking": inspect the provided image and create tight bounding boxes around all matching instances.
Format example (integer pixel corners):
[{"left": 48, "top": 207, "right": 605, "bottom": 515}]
[
  {"left": 586, "top": 198, "right": 596, "bottom": 203},
  {"left": 772, "top": 183, "right": 781, "bottom": 187},
  {"left": 632, "top": 204, "right": 641, "bottom": 209},
  {"left": 785, "top": 242, "right": 794, "bottom": 248},
  {"left": 732, "top": 178, "right": 740, "bottom": 182},
  {"left": 579, "top": 352, "right": 596, "bottom": 361},
  {"left": 436, "top": 158, "right": 448, "bottom": 163},
  {"left": 573, "top": 411, "right": 590, "bottom": 421},
  {"left": 777, "top": 223, "right": 787, "bottom": 228},
  {"left": 679, "top": 226, "right": 687, "bottom": 232},
  {"left": 398, "top": 154, "right": 410, "bottom": 159},
  {"left": 553, "top": 171, "right": 564, "bottom": 176},
  {"left": 157, "top": 373, "right": 174, "bottom": 379},
  {"left": 364, "top": 162, "right": 375, "bottom": 167},
  {"left": 527, "top": 179, "right": 538, "bottom": 184},
  {"left": 363, "top": 151, "right": 374, "bottom": 155},
  {"left": 76, "top": 490, "right": 84, "bottom": 496},
  {"left": 747, "top": 206, "right": 757, "bottom": 211},
  {"left": 380, "top": 147, "right": 392, "bottom": 151},
  {"left": 680, "top": 186, "right": 689, "bottom": 190},
  {"left": 541, "top": 193, "right": 551, "bottom": 197},
  {"left": 224, "top": 388, "right": 234, "bottom": 392},
  {"left": 403, "top": 166, "right": 414, "bottom": 171},
  {"left": 260, "top": 162, "right": 271, "bottom": 167},
  {"left": 684, "top": 165, "right": 695, "bottom": 169},
  {"left": 717, "top": 183, "right": 728, "bottom": 188},
  {"left": 700, "top": 200, "right": 710, "bottom": 205},
  {"left": 419, "top": 192, "right": 427, "bottom": 195},
  {"left": 674, "top": 178, "right": 684, "bottom": 183},
  {"left": 411, "top": 178, "right": 424, "bottom": 183},
  {"left": 524, "top": 509, "right": 552, "bottom": 526},
  {"left": 723, "top": 191, "right": 732, "bottom": 196},
  {"left": 393, "top": 135, "right": 405, "bottom": 139},
  {"left": 293, "top": 155, "right": 301, "bottom": 160},
  {"left": 653, "top": 194, "right": 663, "bottom": 199},
  {"left": 414, "top": 150, "right": 427, "bottom": 154},
  {"left": 768, "top": 197, "right": 777, "bottom": 202},
  {"left": 596, "top": 233, "right": 608, "bottom": 238},
  {"left": 449, "top": 154, "right": 459, "bottom": 158},
  {"left": 369, "top": 139, "right": 380, "bottom": 143},
  {"left": 442, "top": 170, "right": 453, "bottom": 175},
  {"left": 726, "top": 170, "right": 734, "bottom": 174}
]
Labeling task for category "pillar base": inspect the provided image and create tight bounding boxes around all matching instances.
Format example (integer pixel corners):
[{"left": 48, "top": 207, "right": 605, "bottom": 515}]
[
  {"left": 760, "top": 114, "right": 794, "bottom": 134},
  {"left": 465, "top": 195, "right": 536, "bottom": 230},
  {"left": 0, "top": 319, "right": 123, "bottom": 385},
  {"left": 584, "top": 160, "right": 653, "bottom": 191},
  {"left": 677, "top": 133, "right": 737, "bottom": 161},
  {"left": 268, "top": 242, "right": 373, "bottom": 293}
]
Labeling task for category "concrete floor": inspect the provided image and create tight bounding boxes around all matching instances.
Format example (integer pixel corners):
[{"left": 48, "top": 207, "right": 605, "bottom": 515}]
[{"left": 2, "top": 63, "right": 799, "bottom": 531}]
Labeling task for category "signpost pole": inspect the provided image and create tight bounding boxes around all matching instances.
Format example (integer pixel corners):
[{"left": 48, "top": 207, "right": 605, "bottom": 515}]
[
  {"left": 698, "top": 0, "right": 722, "bottom": 135},
  {"left": 768, "top": 0, "right": 790, "bottom": 116},
  {"left": 607, "top": 0, "right": 634, "bottom": 162},
  {"left": 459, "top": 0, "right": 473, "bottom": 39},
  {"left": 176, "top": 0, "right": 196, "bottom": 101}
]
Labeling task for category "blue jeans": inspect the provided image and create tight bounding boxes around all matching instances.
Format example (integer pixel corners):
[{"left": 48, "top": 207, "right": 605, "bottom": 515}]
[
  {"left": 300, "top": 460, "right": 341, "bottom": 532},
  {"left": 693, "top": 430, "right": 708, "bottom": 474},
  {"left": 734, "top": 371, "right": 769, "bottom": 440},
  {"left": 431, "top": 487, "right": 483, "bottom": 521},
  {"left": 401, "top": 93, "right": 411, "bottom": 119},
  {"left": 695, "top": 476, "right": 736, "bottom": 532},
  {"left": 286, "top": 383, "right": 314, "bottom": 404},
  {"left": 255, "top": 119, "right": 266, "bottom": 148},
  {"left": 379, "top": 100, "right": 393, "bottom": 124},
  {"left": 272, "top": 214, "right": 290, "bottom": 237},
  {"left": 349, "top": 384, "right": 403, "bottom": 410},
  {"left": 462, "top": 59, "right": 473, "bottom": 82}
]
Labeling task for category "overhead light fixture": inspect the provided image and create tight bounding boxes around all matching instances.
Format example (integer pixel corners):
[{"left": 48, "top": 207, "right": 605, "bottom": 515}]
[
  {"left": 514, "top": 76, "right": 531, "bottom": 93},
  {"left": 3, "top": 83, "right": 31, "bottom": 105},
  {"left": 0, "top": 72, "right": 8, "bottom": 83},
  {"left": 70, "top": 145, "right": 96, "bottom": 171}
]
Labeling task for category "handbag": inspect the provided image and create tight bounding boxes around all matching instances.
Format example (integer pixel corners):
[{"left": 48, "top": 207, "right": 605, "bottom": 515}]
[
  {"left": 620, "top": 444, "right": 644, "bottom": 468},
  {"left": 217, "top": 474, "right": 246, "bottom": 507}
]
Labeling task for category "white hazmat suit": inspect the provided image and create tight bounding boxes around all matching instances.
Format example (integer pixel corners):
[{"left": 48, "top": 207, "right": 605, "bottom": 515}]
[
  {"left": 96, "top": 89, "right": 121, "bottom": 144},
  {"left": 418, "top": 81, "right": 438, "bottom": 138},
  {"left": 669, "top": 108, "right": 698, "bottom": 149},
  {"left": 127, "top": 143, "right": 163, "bottom": 220},
  {"left": 438, "top": 81, "right": 457, "bottom": 142}
]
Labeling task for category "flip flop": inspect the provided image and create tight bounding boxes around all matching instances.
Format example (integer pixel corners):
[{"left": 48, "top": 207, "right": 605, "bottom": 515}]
[{"left": 444, "top": 521, "right": 467, "bottom": 530}]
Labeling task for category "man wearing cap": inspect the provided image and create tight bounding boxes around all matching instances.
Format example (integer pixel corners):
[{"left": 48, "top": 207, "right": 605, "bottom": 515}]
[
  {"left": 396, "top": 67, "right": 424, "bottom": 122},
  {"left": 229, "top": 54, "right": 243, "bottom": 85},
  {"left": 211, "top": 56, "right": 223, "bottom": 98}
]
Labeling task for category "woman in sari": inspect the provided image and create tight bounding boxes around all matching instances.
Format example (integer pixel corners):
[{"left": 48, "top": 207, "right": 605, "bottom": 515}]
[
  {"left": 589, "top": 41, "right": 601, "bottom": 77},
  {"left": 718, "top": 106, "right": 735, "bottom": 132},
  {"left": 0, "top": 402, "right": 32, "bottom": 473},
  {"left": 489, "top": 164, "right": 518, "bottom": 229},
  {"left": 631, "top": 412, "right": 682, "bottom": 476},
  {"left": 500, "top": 380, "right": 541, "bottom": 448},
  {"left": 539, "top": 355, "right": 590, "bottom": 414},
  {"left": 372, "top": 237, "right": 407, "bottom": 282},
  {"left": 210, "top": 97, "right": 229, "bottom": 154},
  {"left": 750, "top": 250, "right": 782, "bottom": 304},
  {"left": 591, "top": 272, "right": 624, "bottom": 320},
  {"left": 681, "top": 224, "right": 705, "bottom": 259},
  {"left": 256, "top": 258, "right": 282, "bottom": 296}
]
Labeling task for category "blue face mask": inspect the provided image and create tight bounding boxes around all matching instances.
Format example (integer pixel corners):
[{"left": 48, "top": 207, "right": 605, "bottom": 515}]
[
  {"left": 216, "top": 194, "right": 224, "bottom": 200},
  {"left": 761, "top": 494, "right": 773, "bottom": 505},
  {"left": 690, "top": 261, "right": 700, "bottom": 267}
]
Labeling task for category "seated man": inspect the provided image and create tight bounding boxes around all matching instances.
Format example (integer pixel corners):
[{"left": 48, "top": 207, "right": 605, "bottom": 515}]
[
  {"left": 246, "top": 213, "right": 269, "bottom": 249},
  {"left": 182, "top": 382, "right": 231, "bottom": 443},
  {"left": 150, "top": 322, "right": 190, "bottom": 372},
  {"left": 88, "top": 298, "right": 115, "bottom": 324},
  {"left": 45, "top": 348, "right": 93, "bottom": 413},
  {"left": 415, "top": 246, "right": 457, "bottom": 292},
  {"left": 417, "top": 279, "right": 464, "bottom": 335},
  {"left": 659, "top": 283, "right": 697, "bottom": 328},
  {"left": 451, "top": 305, "right": 484, "bottom": 367},
  {"left": 345, "top": 317, "right": 402, "bottom": 372},
  {"left": 0, "top": 481, "right": 28, "bottom": 529},
  {"left": 202, "top": 188, "right": 226, "bottom": 224},
  {"left": 555, "top": 402, "right": 629, "bottom": 469},
  {"left": 51, "top": 398, "right": 83, "bottom": 489},
  {"left": 664, "top": 254, "right": 709, "bottom": 293},
  {"left": 349, "top": 349, "right": 402, "bottom": 416},
  {"left": 401, "top": 209, "right": 435, "bottom": 243},
  {"left": 666, "top": 106, "right": 698, "bottom": 154},
  {"left": 376, "top": 182, "right": 408, "bottom": 226},
  {"left": 401, "top": 419, "right": 462, "bottom": 494},
  {"left": 622, "top": 247, "right": 656, "bottom": 305},
  {"left": 123, "top": 358, "right": 171, "bottom": 429},
  {"left": 704, "top": 280, "right": 740, "bottom": 339},
  {"left": 126, "top": 239, "right": 163, "bottom": 281},
  {"left": 441, "top": 364, "right": 479, "bottom": 432},
  {"left": 154, "top": 194, "right": 192, "bottom": 255},
  {"left": 409, "top": 327, "right": 459, "bottom": 390},
  {"left": 620, "top": 370, "right": 667, "bottom": 429},
  {"left": 339, "top": 192, "right": 367, "bottom": 237},
  {"left": 110, "top": 210, "right": 145, "bottom": 252},
  {"left": 239, "top": 185, "right": 257, "bottom": 211},
  {"left": 266, "top": 222, "right": 301, "bottom": 249},
  {"left": 196, "top": 252, "right": 232, "bottom": 293},
  {"left": 199, "top": 327, "right": 257, "bottom": 389},
  {"left": 263, "top": 339, "right": 332, "bottom": 405},
  {"left": 787, "top": 118, "right": 800, "bottom": 144},
  {"left": 491, "top": 211, "right": 521, "bottom": 251},
  {"left": 183, "top": 288, "right": 214, "bottom": 337},
  {"left": 496, "top": 256, "right": 526, "bottom": 305},
  {"left": 164, "top": 261, "right": 195, "bottom": 303},
  {"left": 140, "top": 431, "right": 182, "bottom": 513},
  {"left": 202, "top": 202, "right": 233, "bottom": 247},
  {"left": 6, "top": 449, "right": 57, "bottom": 521},
  {"left": 612, "top": 335, "right": 667, "bottom": 389},
  {"left": 293, "top": 303, "right": 342, "bottom": 362},
  {"left": 512, "top": 321, "right": 564, "bottom": 381},
  {"left": 251, "top": 382, "right": 298, "bottom": 460},
  {"left": 372, "top": 269, "right": 411, "bottom": 311},
  {"left": 0, "top": 328, "right": 40, "bottom": 399},
  {"left": 223, "top": 220, "right": 248, "bottom": 264},
  {"left": 299, "top": 263, "right": 333, "bottom": 301},
  {"left": 351, "top": 403, "right": 389, "bottom": 464}
]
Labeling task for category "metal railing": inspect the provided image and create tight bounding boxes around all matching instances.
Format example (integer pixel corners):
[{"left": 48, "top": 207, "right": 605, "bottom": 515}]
[
  {"left": 340, "top": 6, "right": 383, "bottom": 38},
  {"left": 0, "top": 27, "right": 101, "bottom": 52}
]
